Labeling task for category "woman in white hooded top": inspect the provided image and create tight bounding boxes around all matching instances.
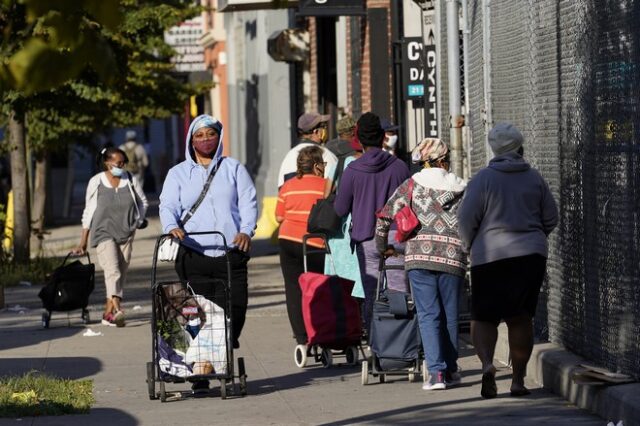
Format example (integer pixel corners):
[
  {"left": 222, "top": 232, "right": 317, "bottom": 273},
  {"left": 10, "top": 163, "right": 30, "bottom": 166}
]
[{"left": 375, "top": 138, "right": 467, "bottom": 391}]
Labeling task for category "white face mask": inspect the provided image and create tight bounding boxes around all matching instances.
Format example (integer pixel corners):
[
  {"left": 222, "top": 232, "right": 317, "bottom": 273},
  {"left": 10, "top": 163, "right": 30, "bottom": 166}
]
[
  {"left": 385, "top": 134, "right": 398, "bottom": 149},
  {"left": 110, "top": 166, "right": 124, "bottom": 177}
]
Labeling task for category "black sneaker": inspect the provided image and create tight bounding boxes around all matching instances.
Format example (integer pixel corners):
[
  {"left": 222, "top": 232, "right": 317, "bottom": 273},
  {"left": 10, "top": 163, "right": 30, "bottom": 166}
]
[
  {"left": 481, "top": 372, "right": 497, "bottom": 399},
  {"left": 445, "top": 370, "right": 462, "bottom": 386},
  {"left": 191, "top": 380, "right": 210, "bottom": 395}
]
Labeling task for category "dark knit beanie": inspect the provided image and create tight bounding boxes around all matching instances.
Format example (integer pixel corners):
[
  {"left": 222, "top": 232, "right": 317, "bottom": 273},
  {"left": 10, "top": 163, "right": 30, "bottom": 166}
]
[{"left": 356, "top": 112, "right": 384, "bottom": 147}]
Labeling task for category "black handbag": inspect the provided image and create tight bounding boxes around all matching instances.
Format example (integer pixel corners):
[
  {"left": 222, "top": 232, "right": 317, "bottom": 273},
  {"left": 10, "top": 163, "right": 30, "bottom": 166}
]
[
  {"left": 306, "top": 157, "right": 346, "bottom": 237},
  {"left": 38, "top": 253, "right": 95, "bottom": 312},
  {"left": 307, "top": 193, "right": 342, "bottom": 236}
]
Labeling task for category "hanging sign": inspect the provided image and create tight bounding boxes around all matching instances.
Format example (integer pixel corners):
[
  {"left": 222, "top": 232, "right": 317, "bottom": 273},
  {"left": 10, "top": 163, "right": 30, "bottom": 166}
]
[{"left": 298, "top": 0, "right": 366, "bottom": 16}]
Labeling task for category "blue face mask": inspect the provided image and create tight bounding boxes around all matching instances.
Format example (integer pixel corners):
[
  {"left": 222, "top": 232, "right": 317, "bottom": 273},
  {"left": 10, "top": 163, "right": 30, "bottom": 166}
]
[{"left": 110, "top": 166, "right": 124, "bottom": 177}]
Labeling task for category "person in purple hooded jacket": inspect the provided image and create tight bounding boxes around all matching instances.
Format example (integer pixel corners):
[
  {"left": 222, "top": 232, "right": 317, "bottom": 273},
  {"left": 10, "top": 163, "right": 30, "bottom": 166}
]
[{"left": 334, "top": 112, "right": 411, "bottom": 332}]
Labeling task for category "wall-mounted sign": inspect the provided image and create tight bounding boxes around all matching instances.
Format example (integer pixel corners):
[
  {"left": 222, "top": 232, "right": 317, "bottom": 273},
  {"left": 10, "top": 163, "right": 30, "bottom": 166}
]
[
  {"left": 218, "top": 0, "right": 297, "bottom": 12},
  {"left": 423, "top": 28, "right": 438, "bottom": 138},
  {"left": 164, "top": 17, "right": 206, "bottom": 73},
  {"left": 402, "top": 37, "right": 425, "bottom": 100},
  {"left": 401, "top": 34, "right": 438, "bottom": 137},
  {"left": 298, "top": 0, "right": 366, "bottom": 17}
]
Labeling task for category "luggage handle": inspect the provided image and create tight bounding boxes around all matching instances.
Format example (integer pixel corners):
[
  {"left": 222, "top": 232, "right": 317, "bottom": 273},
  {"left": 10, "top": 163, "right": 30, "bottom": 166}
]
[
  {"left": 376, "top": 256, "right": 414, "bottom": 301},
  {"left": 63, "top": 251, "right": 91, "bottom": 266},
  {"left": 301, "top": 233, "right": 337, "bottom": 275}
]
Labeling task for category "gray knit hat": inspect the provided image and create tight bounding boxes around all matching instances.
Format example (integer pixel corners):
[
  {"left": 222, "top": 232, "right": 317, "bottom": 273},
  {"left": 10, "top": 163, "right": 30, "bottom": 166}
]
[{"left": 488, "top": 122, "right": 523, "bottom": 155}]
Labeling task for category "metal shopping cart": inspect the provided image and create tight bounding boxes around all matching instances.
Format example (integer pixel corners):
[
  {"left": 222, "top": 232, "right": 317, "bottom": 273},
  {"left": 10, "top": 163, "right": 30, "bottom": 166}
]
[{"left": 146, "top": 231, "right": 247, "bottom": 401}]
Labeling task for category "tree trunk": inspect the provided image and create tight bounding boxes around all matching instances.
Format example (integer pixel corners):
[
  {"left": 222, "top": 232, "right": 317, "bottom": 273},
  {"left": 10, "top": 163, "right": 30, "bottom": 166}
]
[
  {"left": 31, "top": 152, "right": 48, "bottom": 250},
  {"left": 8, "top": 110, "right": 30, "bottom": 263}
]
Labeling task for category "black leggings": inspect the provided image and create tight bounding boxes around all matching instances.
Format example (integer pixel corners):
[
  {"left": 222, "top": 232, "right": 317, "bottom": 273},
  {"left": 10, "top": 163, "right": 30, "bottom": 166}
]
[
  {"left": 278, "top": 239, "right": 324, "bottom": 344},
  {"left": 175, "top": 245, "right": 249, "bottom": 347}
]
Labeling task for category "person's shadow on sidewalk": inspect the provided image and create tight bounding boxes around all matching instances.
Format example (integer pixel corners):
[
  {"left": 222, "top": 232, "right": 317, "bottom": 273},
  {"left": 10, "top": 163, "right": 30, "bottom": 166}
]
[
  {"left": 0, "top": 356, "right": 102, "bottom": 380},
  {"left": 0, "top": 325, "right": 82, "bottom": 352},
  {"left": 247, "top": 364, "right": 365, "bottom": 396}
]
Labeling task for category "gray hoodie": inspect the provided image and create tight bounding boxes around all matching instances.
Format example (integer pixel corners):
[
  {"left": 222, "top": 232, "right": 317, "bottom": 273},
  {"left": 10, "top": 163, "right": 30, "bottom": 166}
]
[{"left": 457, "top": 152, "right": 558, "bottom": 266}]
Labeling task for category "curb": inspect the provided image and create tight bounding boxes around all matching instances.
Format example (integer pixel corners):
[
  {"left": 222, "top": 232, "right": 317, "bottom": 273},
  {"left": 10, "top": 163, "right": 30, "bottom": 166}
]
[{"left": 495, "top": 324, "right": 640, "bottom": 426}]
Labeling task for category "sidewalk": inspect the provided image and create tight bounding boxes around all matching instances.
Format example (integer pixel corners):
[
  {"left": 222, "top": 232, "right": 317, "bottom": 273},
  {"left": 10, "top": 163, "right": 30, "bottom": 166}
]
[{"left": 0, "top": 218, "right": 606, "bottom": 425}]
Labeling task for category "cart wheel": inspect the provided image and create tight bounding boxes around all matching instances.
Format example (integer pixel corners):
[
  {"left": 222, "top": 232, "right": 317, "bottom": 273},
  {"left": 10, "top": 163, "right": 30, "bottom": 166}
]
[
  {"left": 146, "top": 362, "right": 157, "bottom": 400},
  {"left": 294, "top": 344, "right": 308, "bottom": 368},
  {"left": 408, "top": 372, "right": 417, "bottom": 382},
  {"left": 379, "top": 374, "right": 386, "bottom": 383},
  {"left": 220, "top": 378, "right": 227, "bottom": 400},
  {"left": 320, "top": 348, "right": 333, "bottom": 368},
  {"left": 237, "top": 357, "right": 247, "bottom": 396},
  {"left": 159, "top": 381, "right": 166, "bottom": 402},
  {"left": 422, "top": 360, "right": 428, "bottom": 383},
  {"left": 42, "top": 312, "right": 50, "bottom": 329},
  {"left": 361, "top": 360, "right": 369, "bottom": 385},
  {"left": 346, "top": 346, "right": 359, "bottom": 366},
  {"left": 81, "top": 309, "right": 91, "bottom": 324}
]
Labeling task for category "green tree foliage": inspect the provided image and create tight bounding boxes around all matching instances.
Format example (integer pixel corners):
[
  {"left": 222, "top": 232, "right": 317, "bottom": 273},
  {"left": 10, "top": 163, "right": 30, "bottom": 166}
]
[
  {"left": 1, "top": 0, "right": 204, "bottom": 263},
  {"left": 0, "top": 0, "right": 122, "bottom": 94},
  {"left": 3, "top": 0, "right": 203, "bottom": 154}
]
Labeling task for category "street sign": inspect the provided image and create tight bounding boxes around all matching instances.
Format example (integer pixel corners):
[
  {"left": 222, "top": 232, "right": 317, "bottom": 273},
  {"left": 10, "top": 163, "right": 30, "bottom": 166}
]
[
  {"left": 402, "top": 37, "right": 425, "bottom": 101},
  {"left": 424, "top": 28, "right": 438, "bottom": 137}
]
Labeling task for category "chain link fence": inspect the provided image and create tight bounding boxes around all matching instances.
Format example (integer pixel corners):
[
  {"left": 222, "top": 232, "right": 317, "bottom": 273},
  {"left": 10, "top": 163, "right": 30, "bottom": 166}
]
[{"left": 443, "top": 0, "right": 640, "bottom": 377}]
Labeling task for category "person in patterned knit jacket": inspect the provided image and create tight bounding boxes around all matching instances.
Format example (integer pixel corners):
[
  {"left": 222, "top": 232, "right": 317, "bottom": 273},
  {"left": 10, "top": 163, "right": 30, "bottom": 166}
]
[{"left": 375, "top": 138, "right": 467, "bottom": 391}]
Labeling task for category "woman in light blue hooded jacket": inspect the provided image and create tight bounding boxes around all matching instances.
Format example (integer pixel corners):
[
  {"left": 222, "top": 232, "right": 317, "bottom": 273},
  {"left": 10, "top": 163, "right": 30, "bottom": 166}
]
[{"left": 159, "top": 115, "right": 258, "bottom": 369}]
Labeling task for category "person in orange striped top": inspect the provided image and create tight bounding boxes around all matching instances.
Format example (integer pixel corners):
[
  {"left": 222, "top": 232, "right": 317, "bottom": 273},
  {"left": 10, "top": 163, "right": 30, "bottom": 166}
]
[{"left": 276, "top": 145, "right": 327, "bottom": 345}]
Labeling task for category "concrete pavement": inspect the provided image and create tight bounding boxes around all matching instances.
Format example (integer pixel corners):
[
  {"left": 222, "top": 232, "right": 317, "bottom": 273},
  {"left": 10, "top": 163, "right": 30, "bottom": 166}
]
[{"left": 0, "top": 217, "right": 606, "bottom": 425}]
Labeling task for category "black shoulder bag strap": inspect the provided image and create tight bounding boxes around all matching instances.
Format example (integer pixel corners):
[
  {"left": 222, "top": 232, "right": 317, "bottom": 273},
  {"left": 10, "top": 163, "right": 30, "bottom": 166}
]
[
  {"left": 180, "top": 158, "right": 224, "bottom": 227},
  {"left": 330, "top": 156, "right": 347, "bottom": 194}
]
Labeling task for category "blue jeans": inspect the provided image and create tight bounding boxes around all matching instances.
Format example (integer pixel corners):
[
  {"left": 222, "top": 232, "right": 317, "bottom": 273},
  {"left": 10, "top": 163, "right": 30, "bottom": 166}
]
[{"left": 408, "top": 269, "right": 463, "bottom": 375}]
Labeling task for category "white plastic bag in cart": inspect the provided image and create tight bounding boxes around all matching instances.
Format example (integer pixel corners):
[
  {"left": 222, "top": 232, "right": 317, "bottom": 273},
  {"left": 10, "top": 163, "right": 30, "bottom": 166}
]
[{"left": 185, "top": 295, "right": 228, "bottom": 375}]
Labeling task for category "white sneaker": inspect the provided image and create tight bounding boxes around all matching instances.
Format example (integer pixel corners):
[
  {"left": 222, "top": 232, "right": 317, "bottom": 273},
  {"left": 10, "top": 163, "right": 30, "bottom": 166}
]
[
  {"left": 101, "top": 313, "right": 116, "bottom": 327},
  {"left": 423, "top": 371, "right": 447, "bottom": 390}
]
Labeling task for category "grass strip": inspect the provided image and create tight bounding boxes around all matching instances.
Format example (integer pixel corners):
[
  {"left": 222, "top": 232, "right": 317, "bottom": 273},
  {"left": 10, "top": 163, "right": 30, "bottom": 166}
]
[
  {"left": 0, "top": 371, "right": 94, "bottom": 417},
  {"left": 0, "top": 256, "right": 65, "bottom": 288}
]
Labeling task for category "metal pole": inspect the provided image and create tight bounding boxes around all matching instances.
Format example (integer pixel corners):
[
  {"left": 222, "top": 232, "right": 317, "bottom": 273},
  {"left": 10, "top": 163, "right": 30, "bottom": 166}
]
[
  {"left": 446, "top": 0, "right": 463, "bottom": 177},
  {"left": 482, "top": 0, "right": 494, "bottom": 163},
  {"left": 460, "top": 0, "right": 472, "bottom": 179}
]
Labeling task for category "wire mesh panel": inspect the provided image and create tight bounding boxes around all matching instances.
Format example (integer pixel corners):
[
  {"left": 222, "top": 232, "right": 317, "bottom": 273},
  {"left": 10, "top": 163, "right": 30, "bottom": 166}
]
[
  {"left": 562, "top": 0, "right": 640, "bottom": 376},
  {"left": 466, "top": 0, "right": 487, "bottom": 171},
  {"left": 462, "top": 0, "right": 640, "bottom": 377}
]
